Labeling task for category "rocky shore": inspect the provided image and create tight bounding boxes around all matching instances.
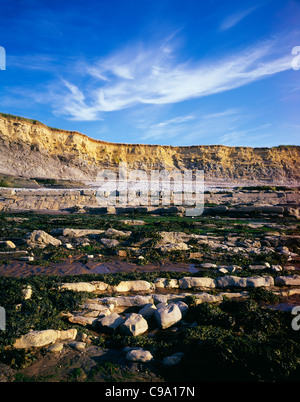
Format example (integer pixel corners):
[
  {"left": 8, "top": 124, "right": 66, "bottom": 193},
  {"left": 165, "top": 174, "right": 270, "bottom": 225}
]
[
  {"left": 0, "top": 187, "right": 299, "bottom": 219},
  {"left": 0, "top": 188, "right": 299, "bottom": 382}
]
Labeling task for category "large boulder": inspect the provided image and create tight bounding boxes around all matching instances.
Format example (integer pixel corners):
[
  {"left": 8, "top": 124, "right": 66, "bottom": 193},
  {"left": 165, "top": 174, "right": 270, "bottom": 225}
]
[
  {"left": 217, "top": 275, "right": 274, "bottom": 288},
  {"left": 153, "top": 278, "right": 179, "bottom": 289},
  {"left": 174, "top": 301, "right": 189, "bottom": 317},
  {"left": 51, "top": 228, "right": 104, "bottom": 237},
  {"left": 60, "top": 282, "right": 97, "bottom": 292},
  {"left": 25, "top": 230, "right": 62, "bottom": 248},
  {"left": 275, "top": 275, "right": 300, "bottom": 286},
  {"left": 216, "top": 276, "right": 248, "bottom": 288},
  {"left": 14, "top": 330, "right": 58, "bottom": 349},
  {"left": 154, "top": 303, "right": 182, "bottom": 329},
  {"left": 139, "top": 303, "right": 157, "bottom": 319},
  {"left": 96, "top": 313, "right": 124, "bottom": 334},
  {"left": 113, "top": 280, "right": 153, "bottom": 293},
  {"left": 126, "top": 348, "right": 153, "bottom": 363},
  {"left": 13, "top": 329, "right": 77, "bottom": 349},
  {"left": 246, "top": 276, "right": 274, "bottom": 287},
  {"left": 121, "top": 313, "right": 148, "bottom": 336},
  {"left": 179, "top": 277, "right": 217, "bottom": 289}
]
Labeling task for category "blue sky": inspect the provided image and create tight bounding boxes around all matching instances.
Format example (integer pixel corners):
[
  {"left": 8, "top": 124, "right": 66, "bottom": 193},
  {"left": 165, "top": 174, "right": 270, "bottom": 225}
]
[{"left": 0, "top": 0, "right": 299, "bottom": 146}]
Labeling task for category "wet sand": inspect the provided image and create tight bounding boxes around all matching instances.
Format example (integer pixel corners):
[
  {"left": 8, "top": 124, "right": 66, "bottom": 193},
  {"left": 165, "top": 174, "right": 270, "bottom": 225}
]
[{"left": 0, "top": 258, "right": 195, "bottom": 277}]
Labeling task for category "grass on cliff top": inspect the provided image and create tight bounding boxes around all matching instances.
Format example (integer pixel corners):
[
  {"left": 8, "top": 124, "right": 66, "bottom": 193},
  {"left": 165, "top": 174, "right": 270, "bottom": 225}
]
[
  {"left": 234, "top": 185, "right": 299, "bottom": 192},
  {"left": 1, "top": 113, "right": 300, "bottom": 151},
  {"left": 0, "top": 112, "right": 42, "bottom": 126},
  {"left": 0, "top": 173, "right": 87, "bottom": 189},
  {"left": 0, "top": 112, "right": 60, "bottom": 131},
  {"left": 0, "top": 174, "right": 39, "bottom": 189}
]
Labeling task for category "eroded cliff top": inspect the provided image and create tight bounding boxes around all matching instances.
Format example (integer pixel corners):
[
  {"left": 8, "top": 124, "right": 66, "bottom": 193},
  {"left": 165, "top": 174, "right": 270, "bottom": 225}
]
[{"left": 0, "top": 112, "right": 299, "bottom": 184}]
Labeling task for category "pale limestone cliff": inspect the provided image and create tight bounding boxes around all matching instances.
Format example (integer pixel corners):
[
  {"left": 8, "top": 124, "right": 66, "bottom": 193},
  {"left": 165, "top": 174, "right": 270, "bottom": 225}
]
[{"left": 0, "top": 113, "right": 299, "bottom": 185}]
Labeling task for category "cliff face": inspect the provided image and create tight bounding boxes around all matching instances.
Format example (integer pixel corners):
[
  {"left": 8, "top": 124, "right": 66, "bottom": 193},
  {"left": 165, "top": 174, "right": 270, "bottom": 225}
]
[{"left": 0, "top": 113, "right": 299, "bottom": 185}]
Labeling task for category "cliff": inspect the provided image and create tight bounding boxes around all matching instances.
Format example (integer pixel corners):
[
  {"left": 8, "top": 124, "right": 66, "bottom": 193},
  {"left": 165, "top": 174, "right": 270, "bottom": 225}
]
[{"left": 0, "top": 113, "right": 299, "bottom": 186}]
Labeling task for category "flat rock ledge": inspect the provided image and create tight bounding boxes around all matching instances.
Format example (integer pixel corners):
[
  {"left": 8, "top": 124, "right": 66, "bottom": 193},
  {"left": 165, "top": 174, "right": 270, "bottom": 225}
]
[
  {"left": 58, "top": 274, "right": 300, "bottom": 295},
  {"left": 216, "top": 275, "right": 274, "bottom": 288},
  {"left": 13, "top": 329, "right": 77, "bottom": 349},
  {"left": 13, "top": 281, "right": 300, "bottom": 351}
]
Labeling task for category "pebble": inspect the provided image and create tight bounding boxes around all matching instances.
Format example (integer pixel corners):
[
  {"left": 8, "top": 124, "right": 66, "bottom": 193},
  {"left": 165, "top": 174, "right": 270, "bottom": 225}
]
[
  {"left": 47, "top": 343, "right": 64, "bottom": 353},
  {"left": 69, "top": 341, "right": 86, "bottom": 352}
]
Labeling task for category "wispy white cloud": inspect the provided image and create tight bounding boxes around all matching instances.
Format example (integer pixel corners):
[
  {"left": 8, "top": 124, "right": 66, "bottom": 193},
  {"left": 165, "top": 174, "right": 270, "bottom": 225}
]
[
  {"left": 140, "top": 113, "right": 196, "bottom": 142},
  {"left": 44, "top": 36, "right": 292, "bottom": 121},
  {"left": 219, "top": 5, "right": 260, "bottom": 31},
  {"left": 140, "top": 107, "right": 242, "bottom": 144},
  {"left": 219, "top": 123, "right": 272, "bottom": 145},
  {"left": 54, "top": 80, "right": 102, "bottom": 121},
  {"left": 202, "top": 108, "right": 240, "bottom": 119},
  {"left": 137, "top": 107, "right": 274, "bottom": 147},
  {"left": 7, "top": 54, "right": 58, "bottom": 71},
  {"left": 155, "top": 115, "right": 195, "bottom": 127}
]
